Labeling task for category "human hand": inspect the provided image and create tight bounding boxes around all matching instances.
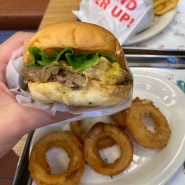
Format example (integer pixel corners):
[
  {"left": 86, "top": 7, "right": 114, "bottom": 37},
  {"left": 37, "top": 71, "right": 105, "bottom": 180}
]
[{"left": 0, "top": 32, "right": 79, "bottom": 157}]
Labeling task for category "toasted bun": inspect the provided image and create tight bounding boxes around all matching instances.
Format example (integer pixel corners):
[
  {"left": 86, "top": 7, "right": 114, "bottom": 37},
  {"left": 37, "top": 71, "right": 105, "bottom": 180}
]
[
  {"left": 23, "top": 21, "right": 133, "bottom": 106},
  {"left": 28, "top": 81, "right": 133, "bottom": 106}
]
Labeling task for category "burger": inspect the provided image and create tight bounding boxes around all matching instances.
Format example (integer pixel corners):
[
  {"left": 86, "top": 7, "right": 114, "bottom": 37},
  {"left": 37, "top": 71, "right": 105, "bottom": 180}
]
[{"left": 21, "top": 21, "right": 133, "bottom": 107}]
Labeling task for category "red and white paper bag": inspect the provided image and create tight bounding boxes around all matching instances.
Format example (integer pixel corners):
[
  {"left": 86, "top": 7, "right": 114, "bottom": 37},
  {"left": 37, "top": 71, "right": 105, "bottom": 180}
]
[{"left": 73, "top": 0, "right": 153, "bottom": 45}]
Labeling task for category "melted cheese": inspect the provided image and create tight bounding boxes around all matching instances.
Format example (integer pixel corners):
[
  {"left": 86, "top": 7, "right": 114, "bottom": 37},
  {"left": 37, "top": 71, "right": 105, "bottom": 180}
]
[{"left": 83, "top": 57, "right": 128, "bottom": 84}]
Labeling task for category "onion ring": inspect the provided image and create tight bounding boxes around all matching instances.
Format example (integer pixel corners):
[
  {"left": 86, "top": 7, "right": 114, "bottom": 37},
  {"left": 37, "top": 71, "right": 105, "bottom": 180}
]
[
  {"left": 70, "top": 121, "right": 86, "bottom": 143},
  {"left": 84, "top": 122, "right": 133, "bottom": 176},
  {"left": 29, "top": 131, "right": 85, "bottom": 185},
  {"left": 111, "top": 110, "right": 127, "bottom": 129},
  {"left": 70, "top": 121, "right": 115, "bottom": 149},
  {"left": 125, "top": 97, "right": 171, "bottom": 149}
]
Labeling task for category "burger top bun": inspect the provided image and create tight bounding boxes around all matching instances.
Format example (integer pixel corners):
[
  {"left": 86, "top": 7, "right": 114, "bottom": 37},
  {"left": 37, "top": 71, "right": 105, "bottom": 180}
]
[{"left": 23, "top": 21, "right": 126, "bottom": 69}]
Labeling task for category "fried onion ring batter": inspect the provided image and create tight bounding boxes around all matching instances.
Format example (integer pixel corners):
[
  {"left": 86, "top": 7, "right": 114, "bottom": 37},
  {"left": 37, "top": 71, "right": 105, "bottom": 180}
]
[
  {"left": 125, "top": 97, "right": 171, "bottom": 149},
  {"left": 70, "top": 121, "right": 115, "bottom": 149},
  {"left": 111, "top": 110, "right": 127, "bottom": 129},
  {"left": 84, "top": 122, "right": 133, "bottom": 176},
  {"left": 29, "top": 131, "right": 85, "bottom": 185}
]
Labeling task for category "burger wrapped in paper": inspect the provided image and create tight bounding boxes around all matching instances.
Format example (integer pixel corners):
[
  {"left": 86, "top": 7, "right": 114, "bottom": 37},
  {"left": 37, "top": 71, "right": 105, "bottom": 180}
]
[{"left": 21, "top": 22, "right": 133, "bottom": 107}]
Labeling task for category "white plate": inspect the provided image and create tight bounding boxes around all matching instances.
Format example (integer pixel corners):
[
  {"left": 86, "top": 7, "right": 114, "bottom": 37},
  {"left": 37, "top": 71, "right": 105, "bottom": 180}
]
[
  {"left": 125, "top": 9, "right": 176, "bottom": 45},
  {"left": 30, "top": 69, "right": 185, "bottom": 185}
]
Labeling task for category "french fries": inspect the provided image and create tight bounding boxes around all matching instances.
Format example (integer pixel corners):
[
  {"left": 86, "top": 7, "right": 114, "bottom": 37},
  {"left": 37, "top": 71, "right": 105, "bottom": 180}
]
[{"left": 152, "top": 0, "right": 178, "bottom": 15}]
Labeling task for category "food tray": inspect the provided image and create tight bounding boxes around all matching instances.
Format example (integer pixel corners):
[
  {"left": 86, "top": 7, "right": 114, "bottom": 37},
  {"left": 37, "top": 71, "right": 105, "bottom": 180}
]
[{"left": 12, "top": 132, "right": 34, "bottom": 185}]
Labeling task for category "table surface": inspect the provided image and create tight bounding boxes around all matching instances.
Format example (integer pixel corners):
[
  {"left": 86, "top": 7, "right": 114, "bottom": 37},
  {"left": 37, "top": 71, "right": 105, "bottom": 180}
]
[{"left": 39, "top": 0, "right": 80, "bottom": 29}]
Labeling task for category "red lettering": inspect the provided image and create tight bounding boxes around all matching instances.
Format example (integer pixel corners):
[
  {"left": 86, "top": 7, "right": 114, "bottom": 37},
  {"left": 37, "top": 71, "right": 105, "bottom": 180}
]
[
  {"left": 116, "top": 0, "right": 137, "bottom": 10},
  {"left": 93, "top": 0, "right": 100, "bottom": 5},
  {"left": 93, "top": 0, "right": 110, "bottom": 9},
  {"left": 118, "top": 0, "right": 127, "bottom": 5},
  {"left": 119, "top": 12, "right": 130, "bottom": 22},
  {"left": 100, "top": 0, "right": 111, "bottom": 9},
  {"left": 111, "top": 5, "right": 123, "bottom": 18},
  {"left": 127, "top": 18, "right": 135, "bottom": 27},
  {"left": 126, "top": 0, "right": 137, "bottom": 10}
]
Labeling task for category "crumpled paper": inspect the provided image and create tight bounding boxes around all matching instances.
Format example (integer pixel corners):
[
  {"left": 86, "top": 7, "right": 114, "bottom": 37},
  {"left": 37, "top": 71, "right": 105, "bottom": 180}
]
[
  {"left": 6, "top": 46, "right": 133, "bottom": 124},
  {"left": 73, "top": 0, "right": 153, "bottom": 45}
]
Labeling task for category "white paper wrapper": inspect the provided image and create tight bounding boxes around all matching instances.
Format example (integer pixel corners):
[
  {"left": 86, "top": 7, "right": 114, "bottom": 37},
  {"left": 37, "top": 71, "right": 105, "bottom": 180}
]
[
  {"left": 73, "top": 0, "right": 153, "bottom": 45},
  {"left": 6, "top": 46, "right": 133, "bottom": 124}
]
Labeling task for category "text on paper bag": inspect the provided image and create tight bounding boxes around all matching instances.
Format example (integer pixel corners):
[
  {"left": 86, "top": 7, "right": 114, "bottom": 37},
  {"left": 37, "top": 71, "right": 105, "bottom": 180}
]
[{"left": 94, "top": 0, "right": 137, "bottom": 28}]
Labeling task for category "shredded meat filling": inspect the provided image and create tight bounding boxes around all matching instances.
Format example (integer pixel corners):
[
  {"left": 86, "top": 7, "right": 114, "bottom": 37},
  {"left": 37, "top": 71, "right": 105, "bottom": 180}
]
[
  {"left": 50, "top": 70, "right": 86, "bottom": 89},
  {"left": 21, "top": 57, "right": 132, "bottom": 89},
  {"left": 22, "top": 66, "right": 86, "bottom": 89}
]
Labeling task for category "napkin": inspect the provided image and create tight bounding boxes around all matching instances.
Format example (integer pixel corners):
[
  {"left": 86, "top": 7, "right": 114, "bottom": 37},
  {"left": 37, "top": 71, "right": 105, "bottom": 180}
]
[
  {"left": 73, "top": 0, "right": 153, "bottom": 45},
  {"left": 6, "top": 46, "right": 132, "bottom": 124}
]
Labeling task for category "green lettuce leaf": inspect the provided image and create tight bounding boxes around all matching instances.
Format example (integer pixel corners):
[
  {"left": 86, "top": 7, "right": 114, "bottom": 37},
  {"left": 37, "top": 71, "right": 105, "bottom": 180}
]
[
  {"left": 27, "top": 46, "right": 113, "bottom": 70},
  {"left": 28, "top": 47, "right": 52, "bottom": 66},
  {"left": 65, "top": 51, "right": 99, "bottom": 70}
]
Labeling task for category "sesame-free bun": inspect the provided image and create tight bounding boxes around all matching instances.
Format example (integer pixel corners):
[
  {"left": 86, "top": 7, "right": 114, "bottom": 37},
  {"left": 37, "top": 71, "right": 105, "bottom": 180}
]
[
  {"left": 23, "top": 21, "right": 126, "bottom": 69},
  {"left": 22, "top": 21, "right": 133, "bottom": 106}
]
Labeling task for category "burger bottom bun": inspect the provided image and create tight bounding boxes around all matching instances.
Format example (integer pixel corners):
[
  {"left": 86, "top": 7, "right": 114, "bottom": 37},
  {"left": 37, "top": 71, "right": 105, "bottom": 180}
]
[{"left": 28, "top": 80, "right": 133, "bottom": 106}]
